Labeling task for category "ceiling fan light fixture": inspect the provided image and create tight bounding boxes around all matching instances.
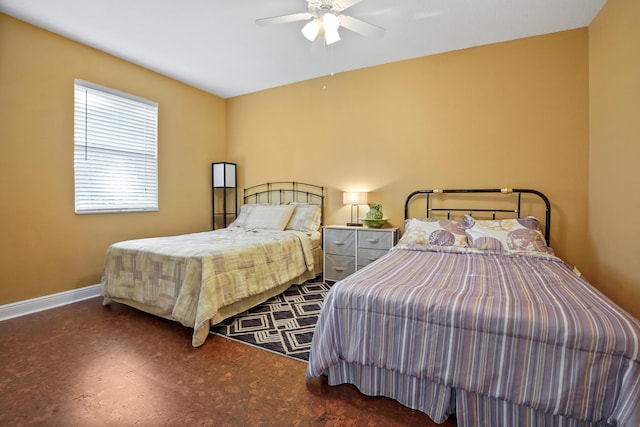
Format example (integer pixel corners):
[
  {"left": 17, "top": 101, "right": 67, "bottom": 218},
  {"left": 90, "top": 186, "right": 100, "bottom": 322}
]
[
  {"left": 322, "top": 12, "right": 341, "bottom": 45},
  {"left": 301, "top": 18, "right": 321, "bottom": 41},
  {"left": 257, "top": 1, "right": 385, "bottom": 46},
  {"left": 322, "top": 12, "right": 340, "bottom": 32},
  {"left": 324, "top": 28, "right": 341, "bottom": 45}
]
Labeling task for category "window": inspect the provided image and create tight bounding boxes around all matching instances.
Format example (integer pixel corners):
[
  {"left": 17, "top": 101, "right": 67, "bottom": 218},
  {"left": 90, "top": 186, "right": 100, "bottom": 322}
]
[{"left": 74, "top": 79, "right": 158, "bottom": 214}]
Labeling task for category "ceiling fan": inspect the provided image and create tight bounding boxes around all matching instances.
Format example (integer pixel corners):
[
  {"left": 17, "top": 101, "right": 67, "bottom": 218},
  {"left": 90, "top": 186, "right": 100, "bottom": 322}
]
[{"left": 256, "top": 0, "right": 385, "bottom": 46}]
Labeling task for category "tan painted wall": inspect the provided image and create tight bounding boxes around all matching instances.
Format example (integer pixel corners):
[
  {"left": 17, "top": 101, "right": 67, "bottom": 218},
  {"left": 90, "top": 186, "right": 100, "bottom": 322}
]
[
  {"left": 0, "top": 15, "right": 226, "bottom": 305},
  {"left": 228, "top": 29, "right": 591, "bottom": 276},
  {"left": 7, "top": 11, "right": 634, "bottom": 321},
  {"left": 589, "top": 0, "right": 640, "bottom": 319}
]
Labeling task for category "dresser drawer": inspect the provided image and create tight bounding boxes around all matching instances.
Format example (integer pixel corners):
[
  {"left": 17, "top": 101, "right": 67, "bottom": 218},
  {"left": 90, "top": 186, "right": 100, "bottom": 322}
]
[
  {"left": 357, "top": 248, "right": 389, "bottom": 268},
  {"left": 324, "top": 228, "right": 356, "bottom": 256},
  {"left": 357, "top": 229, "right": 394, "bottom": 250},
  {"left": 324, "top": 254, "right": 355, "bottom": 281},
  {"left": 323, "top": 225, "right": 398, "bottom": 282}
]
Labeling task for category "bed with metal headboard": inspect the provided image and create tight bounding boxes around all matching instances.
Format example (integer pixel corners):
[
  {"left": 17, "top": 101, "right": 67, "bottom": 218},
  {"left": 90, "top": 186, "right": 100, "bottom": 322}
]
[
  {"left": 244, "top": 181, "right": 324, "bottom": 219},
  {"left": 101, "top": 181, "right": 324, "bottom": 348},
  {"left": 239, "top": 180, "right": 325, "bottom": 282},
  {"left": 308, "top": 188, "right": 640, "bottom": 427}
]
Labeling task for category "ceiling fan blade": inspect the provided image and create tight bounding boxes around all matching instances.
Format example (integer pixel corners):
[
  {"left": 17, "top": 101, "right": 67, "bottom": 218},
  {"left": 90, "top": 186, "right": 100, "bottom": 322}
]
[
  {"left": 338, "top": 14, "right": 385, "bottom": 38},
  {"left": 255, "top": 12, "right": 313, "bottom": 26}
]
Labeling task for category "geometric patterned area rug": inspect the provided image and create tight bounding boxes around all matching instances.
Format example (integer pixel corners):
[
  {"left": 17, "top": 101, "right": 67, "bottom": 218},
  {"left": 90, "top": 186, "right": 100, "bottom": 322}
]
[{"left": 210, "top": 280, "right": 332, "bottom": 362}]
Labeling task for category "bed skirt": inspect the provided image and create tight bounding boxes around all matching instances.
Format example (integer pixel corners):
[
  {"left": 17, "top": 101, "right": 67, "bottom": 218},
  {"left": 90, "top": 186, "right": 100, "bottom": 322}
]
[
  {"left": 326, "top": 361, "right": 602, "bottom": 427},
  {"left": 327, "top": 362, "right": 455, "bottom": 423}
]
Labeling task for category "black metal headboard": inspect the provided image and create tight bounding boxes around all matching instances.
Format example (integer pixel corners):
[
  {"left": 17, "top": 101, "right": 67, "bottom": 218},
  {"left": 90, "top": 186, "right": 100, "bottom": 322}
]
[
  {"left": 404, "top": 188, "right": 551, "bottom": 243},
  {"left": 244, "top": 181, "right": 325, "bottom": 223}
]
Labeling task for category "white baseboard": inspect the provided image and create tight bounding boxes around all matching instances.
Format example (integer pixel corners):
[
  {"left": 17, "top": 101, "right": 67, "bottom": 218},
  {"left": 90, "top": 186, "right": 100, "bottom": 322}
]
[{"left": 0, "top": 284, "right": 101, "bottom": 321}]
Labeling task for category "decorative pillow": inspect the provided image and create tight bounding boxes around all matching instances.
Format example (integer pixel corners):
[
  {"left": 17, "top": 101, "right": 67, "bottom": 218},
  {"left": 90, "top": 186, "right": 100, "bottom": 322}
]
[
  {"left": 286, "top": 203, "right": 322, "bottom": 233},
  {"left": 462, "top": 215, "right": 553, "bottom": 254},
  {"left": 242, "top": 204, "right": 296, "bottom": 231},
  {"left": 228, "top": 204, "right": 258, "bottom": 229},
  {"left": 397, "top": 218, "right": 468, "bottom": 248}
]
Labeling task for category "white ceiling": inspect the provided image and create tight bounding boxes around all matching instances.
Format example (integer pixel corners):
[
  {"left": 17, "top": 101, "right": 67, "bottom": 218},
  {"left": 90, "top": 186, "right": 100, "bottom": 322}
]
[{"left": 0, "top": 0, "right": 606, "bottom": 99}]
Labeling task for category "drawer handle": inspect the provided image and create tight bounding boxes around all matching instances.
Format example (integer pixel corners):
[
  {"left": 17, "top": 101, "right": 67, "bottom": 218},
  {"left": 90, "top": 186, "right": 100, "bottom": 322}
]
[
  {"left": 366, "top": 238, "right": 380, "bottom": 244},
  {"left": 334, "top": 241, "right": 344, "bottom": 245},
  {"left": 368, "top": 256, "right": 379, "bottom": 261},
  {"left": 334, "top": 267, "right": 345, "bottom": 272}
]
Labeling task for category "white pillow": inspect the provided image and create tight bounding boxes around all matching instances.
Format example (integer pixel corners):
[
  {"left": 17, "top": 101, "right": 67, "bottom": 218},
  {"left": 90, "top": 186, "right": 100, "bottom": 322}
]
[
  {"left": 243, "top": 204, "right": 296, "bottom": 231},
  {"left": 286, "top": 203, "right": 322, "bottom": 233},
  {"left": 228, "top": 204, "right": 258, "bottom": 229}
]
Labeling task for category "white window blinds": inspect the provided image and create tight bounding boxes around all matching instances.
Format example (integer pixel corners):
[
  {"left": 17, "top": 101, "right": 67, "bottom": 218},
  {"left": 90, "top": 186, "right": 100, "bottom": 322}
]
[{"left": 74, "top": 80, "right": 158, "bottom": 214}]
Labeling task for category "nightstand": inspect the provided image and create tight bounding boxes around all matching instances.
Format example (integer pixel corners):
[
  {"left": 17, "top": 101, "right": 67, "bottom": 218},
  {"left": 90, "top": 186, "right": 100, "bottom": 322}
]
[{"left": 323, "top": 225, "right": 399, "bottom": 282}]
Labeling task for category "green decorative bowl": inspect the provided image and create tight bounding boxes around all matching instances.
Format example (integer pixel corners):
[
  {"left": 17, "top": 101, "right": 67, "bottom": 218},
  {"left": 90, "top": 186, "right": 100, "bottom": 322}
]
[{"left": 361, "top": 218, "right": 388, "bottom": 228}]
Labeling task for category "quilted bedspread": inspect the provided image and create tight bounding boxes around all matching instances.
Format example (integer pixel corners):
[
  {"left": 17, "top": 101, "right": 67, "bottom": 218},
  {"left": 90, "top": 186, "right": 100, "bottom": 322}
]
[
  {"left": 101, "top": 228, "right": 315, "bottom": 347},
  {"left": 307, "top": 247, "right": 640, "bottom": 425}
]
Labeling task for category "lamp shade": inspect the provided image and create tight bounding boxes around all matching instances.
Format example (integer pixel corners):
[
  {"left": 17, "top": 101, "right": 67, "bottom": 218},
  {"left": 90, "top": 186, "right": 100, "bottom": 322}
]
[
  {"left": 212, "top": 162, "right": 236, "bottom": 188},
  {"left": 301, "top": 18, "right": 320, "bottom": 41},
  {"left": 324, "top": 28, "right": 341, "bottom": 45},
  {"left": 322, "top": 13, "right": 339, "bottom": 32},
  {"left": 343, "top": 191, "right": 368, "bottom": 205},
  {"left": 322, "top": 13, "right": 341, "bottom": 45}
]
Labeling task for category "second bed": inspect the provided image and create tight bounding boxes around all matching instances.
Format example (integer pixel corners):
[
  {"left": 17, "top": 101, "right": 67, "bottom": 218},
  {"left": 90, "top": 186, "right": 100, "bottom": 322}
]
[{"left": 101, "top": 182, "right": 324, "bottom": 347}]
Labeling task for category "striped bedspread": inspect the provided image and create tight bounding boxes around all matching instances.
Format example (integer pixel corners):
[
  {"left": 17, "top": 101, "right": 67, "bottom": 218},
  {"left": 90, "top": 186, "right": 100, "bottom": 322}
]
[
  {"left": 101, "top": 228, "right": 315, "bottom": 347},
  {"left": 306, "top": 247, "right": 640, "bottom": 425}
]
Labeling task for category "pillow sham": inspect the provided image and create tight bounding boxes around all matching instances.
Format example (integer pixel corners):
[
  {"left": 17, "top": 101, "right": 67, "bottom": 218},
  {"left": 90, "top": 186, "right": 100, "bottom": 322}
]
[
  {"left": 286, "top": 203, "right": 322, "bottom": 233},
  {"left": 462, "top": 215, "right": 553, "bottom": 255},
  {"left": 242, "top": 204, "right": 296, "bottom": 231},
  {"left": 228, "top": 204, "right": 258, "bottom": 229},
  {"left": 397, "top": 218, "right": 468, "bottom": 248}
]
